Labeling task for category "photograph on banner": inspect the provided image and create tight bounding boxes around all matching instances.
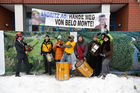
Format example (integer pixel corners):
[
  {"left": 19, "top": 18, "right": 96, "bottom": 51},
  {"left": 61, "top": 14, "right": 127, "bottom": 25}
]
[
  {"left": 31, "top": 8, "right": 110, "bottom": 31},
  {"left": 4, "top": 31, "right": 70, "bottom": 73},
  {"left": 78, "top": 31, "right": 140, "bottom": 74}
]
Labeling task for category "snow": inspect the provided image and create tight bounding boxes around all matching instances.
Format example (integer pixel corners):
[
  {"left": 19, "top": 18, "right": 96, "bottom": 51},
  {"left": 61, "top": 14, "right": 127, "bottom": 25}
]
[{"left": 0, "top": 74, "right": 140, "bottom": 93}]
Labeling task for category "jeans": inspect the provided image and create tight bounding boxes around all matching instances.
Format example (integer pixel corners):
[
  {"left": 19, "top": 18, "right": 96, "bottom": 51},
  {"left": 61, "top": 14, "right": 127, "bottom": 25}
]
[
  {"left": 101, "top": 59, "right": 110, "bottom": 76},
  {"left": 43, "top": 55, "right": 52, "bottom": 75},
  {"left": 60, "top": 53, "right": 72, "bottom": 64},
  {"left": 61, "top": 53, "right": 72, "bottom": 75}
]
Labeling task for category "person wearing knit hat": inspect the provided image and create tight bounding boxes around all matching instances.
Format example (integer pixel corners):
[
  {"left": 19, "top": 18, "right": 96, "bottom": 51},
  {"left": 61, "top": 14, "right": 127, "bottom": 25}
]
[
  {"left": 74, "top": 35, "right": 88, "bottom": 60},
  {"left": 74, "top": 35, "right": 88, "bottom": 76},
  {"left": 53, "top": 35, "right": 64, "bottom": 61},
  {"left": 100, "top": 34, "right": 113, "bottom": 79}
]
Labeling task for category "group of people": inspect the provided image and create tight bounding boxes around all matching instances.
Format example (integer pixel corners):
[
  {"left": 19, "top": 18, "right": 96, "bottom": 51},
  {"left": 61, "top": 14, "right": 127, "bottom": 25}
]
[
  {"left": 14, "top": 32, "right": 113, "bottom": 79},
  {"left": 74, "top": 33, "right": 113, "bottom": 78}
]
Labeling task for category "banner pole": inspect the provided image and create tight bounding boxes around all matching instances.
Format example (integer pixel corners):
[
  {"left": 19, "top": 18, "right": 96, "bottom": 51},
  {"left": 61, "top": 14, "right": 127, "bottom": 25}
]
[
  {"left": 82, "top": 28, "right": 86, "bottom": 32},
  {"left": 56, "top": 26, "right": 59, "bottom": 32},
  {"left": 69, "top": 27, "right": 72, "bottom": 32}
]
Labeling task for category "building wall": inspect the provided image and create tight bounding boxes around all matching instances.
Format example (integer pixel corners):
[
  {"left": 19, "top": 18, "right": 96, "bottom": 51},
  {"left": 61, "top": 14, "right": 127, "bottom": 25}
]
[
  {"left": 113, "top": 0, "right": 140, "bottom": 31},
  {"left": 128, "top": 0, "right": 140, "bottom": 31},
  {"left": 0, "top": 0, "right": 129, "bottom": 4},
  {"left": 115, "top": 5, "right": 129, "bottom": 31},
  {"left": 0, "top": 6, "right": 13, "bottom": 30}
]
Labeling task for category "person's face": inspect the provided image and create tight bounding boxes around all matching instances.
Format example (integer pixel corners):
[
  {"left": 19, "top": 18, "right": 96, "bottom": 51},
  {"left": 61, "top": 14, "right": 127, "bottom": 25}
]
[
  {"left": 78, "top": 37, "right": 83, "bottom": 42},
  {"left": 69, "top": 37, "right": 73, "bottom": 42},
  {"left": 18, "top": 36, "right": 22, "bottom": 41},
  {"left": 45, "top": 36, "right": 49, "bottom": 41},
  {"left": 104, "top": 37, "right": 109, "bottom": 42},
  {"left": 58, "top": 39, "right": 61, "bottom": 42},
  {"left": 93, "top": 36, "right": 97, "bottom": 41},
  {"left": 34, "top": 13, "right": 39, "bottom": 19},
  {"left": 99, "top": 17, "right": 106, "bottom": 25},
  {"left": 101, "top": 35, "right": 105, "bottom": 40}
]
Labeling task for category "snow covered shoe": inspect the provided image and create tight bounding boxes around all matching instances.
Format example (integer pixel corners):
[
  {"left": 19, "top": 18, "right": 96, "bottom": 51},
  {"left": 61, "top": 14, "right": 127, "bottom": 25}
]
[
  {"left": 101, "top": 75, "right": 106, "bottom": 80},
  {"left": 15, "top": 74, "right": 21, "bottom": 77},
  {"left": 43, "top": 71, "right": 48, "bottom": 74},
  {"left": 26, "top": 72, "right": 33, "bottom": 75}
]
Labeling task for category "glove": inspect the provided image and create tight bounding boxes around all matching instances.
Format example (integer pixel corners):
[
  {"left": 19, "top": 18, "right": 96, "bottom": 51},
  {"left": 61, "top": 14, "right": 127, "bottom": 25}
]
[
  {"left": 83, "top": 57, "right": 86, "bottom": 61},
  {"left": 100, "top": 53, "right": 106, "bottom": 57},
  {"left": 60, "top": 43, "right": 63, "bottom": 46},
  {"left": 41, "top": 53, "right": 43, "bottom": 56},
  {"left": 56, "top": 46, "right": 60, "bottom": 48},
  {"left": 76, "top": 55, "right": 79, "bottom": 58}
]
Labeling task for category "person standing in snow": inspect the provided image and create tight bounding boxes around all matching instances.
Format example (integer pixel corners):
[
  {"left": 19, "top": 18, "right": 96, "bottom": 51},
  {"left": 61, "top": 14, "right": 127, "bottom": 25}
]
[
  {"left": 15, "top": 32, "right": 33, "bottom": 77},
  {"left": 100, "top": 34, "right": 113, "bottom": 79},
  {"left": 53, "top": 36, "right": 64, "bottom": 62},
  {"left": 60, "top": 35, "right": 76, "bottom": 75},
  {"left": 74, "top": 35, "right": 88, "bottom": 76},
  {"left": 88, "top": 35, "right": 102, "bottom": 76},
  {"left": 41, "top": 35, "right": 53, "bottom": 75}
]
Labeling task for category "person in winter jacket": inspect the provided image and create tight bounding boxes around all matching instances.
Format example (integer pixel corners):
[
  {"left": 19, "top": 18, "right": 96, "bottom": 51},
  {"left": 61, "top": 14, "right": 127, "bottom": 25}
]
[
  {"left": 41, "top": 35, "right": 53, "bottom": 75},
  {"left": 74, "top": 35, "right": 88, "bottom": 60},
  {"left": 15, "top": 32, "right": 32, "bottom": 77},
  {"left": 97, "top": 33, "right": 106, "bottom": 45},
  {"left": 60, "top": 35, "right": 76, "bottom": 63},
  {"left": 53, "top": 37, "right": 64, "bottom": 62},
  {"left": 74, "top": 35, "right": 88, "bottom": 76},
  {"left": 88, "top": 35, "right": 102, "bottom": 76},
  {"left": 97, "top": 32, "right": 113, "bottom": 44},
  {"left": 100, "top": 34, "right": 113, "bottom": 79},
  {"left": 60, "top": 35, "right": 76, "bottom": 75}
]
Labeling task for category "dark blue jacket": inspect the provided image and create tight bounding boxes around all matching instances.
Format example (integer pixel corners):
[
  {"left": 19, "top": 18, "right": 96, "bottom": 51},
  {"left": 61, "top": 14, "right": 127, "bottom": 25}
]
[{"left": 15, "top": 40, "right": 27, "bottom": 59}]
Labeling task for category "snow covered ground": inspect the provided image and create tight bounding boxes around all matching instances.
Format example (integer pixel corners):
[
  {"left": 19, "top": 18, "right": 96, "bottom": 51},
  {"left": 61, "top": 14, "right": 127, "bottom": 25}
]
[{"left": 0, "top": 74, "right": 140, "bottom": 93}]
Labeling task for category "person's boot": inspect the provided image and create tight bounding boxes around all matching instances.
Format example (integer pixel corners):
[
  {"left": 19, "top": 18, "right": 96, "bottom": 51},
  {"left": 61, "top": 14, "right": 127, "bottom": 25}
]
[
  {"left": 70, "top": 70, "right": 73, "bottom": 77},
  {"left": 15, "top": 73, "right": 21, "bottom": 77},
  {"left": 43, "top": 70, "right": 48, "bottom": 74},
  {"left": 48, "top": 69, "right": 52, "bottom": 75},
  {"left": 43, "top": 72, "right": 48, "bottom": 74},
  {"left": 90, "top": 72, "right": 96, "bottom": 77},
  {"left": 48, "top": 62, "right": 52, "bottom": 75},
  {"left": 73, "top": 69, "right": 79, "bottom": 76},
  {"left": 49, "top": 72, "right": 52, "bottom": 75},
  {"left": 26, "top": 72, "right": 33, "bottom": 75},
  {"left": 101, "top": 75, "right": 106, "bottom": 80},
  {"left": 48, "top": 67, "right": 52, "bottom": 75}
]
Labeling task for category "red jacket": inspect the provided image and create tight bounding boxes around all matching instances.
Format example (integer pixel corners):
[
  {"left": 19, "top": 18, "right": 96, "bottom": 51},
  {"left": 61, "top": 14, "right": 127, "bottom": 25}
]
[{"left": 74, "top": 42, "right": 88, "bottom": 60}]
